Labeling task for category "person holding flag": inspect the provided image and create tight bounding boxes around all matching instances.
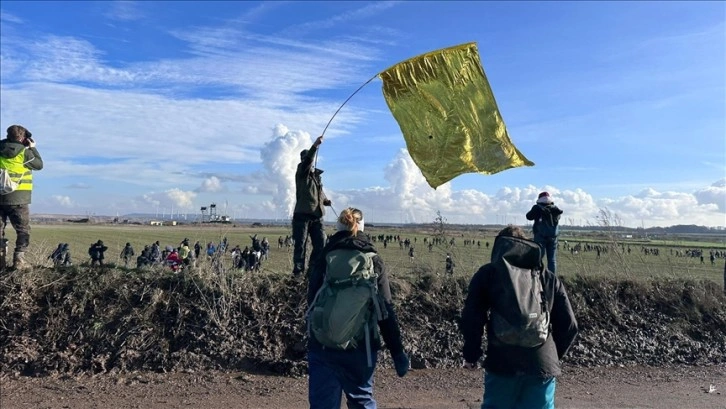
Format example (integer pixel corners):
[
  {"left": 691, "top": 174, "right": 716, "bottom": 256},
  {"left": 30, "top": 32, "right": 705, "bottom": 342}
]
[{"left": 292, "top": 135, "right": 331, "bottom": 278}]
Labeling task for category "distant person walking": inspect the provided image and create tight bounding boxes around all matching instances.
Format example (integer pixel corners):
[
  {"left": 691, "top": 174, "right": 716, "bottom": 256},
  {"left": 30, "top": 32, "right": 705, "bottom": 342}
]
[
  {"left": 0, "top": 125, "right": 43, "bottom": 270},
  {"left": 445, "top": 253, "right": 455, "bottom": 275},
  {"left": 292, "top": 135, "right": 331, "bottom": 277},
  {"left": 526, "top": 192, "right": 563, "bottom": 274},
  {"left": 89, "top": 240, "right": 108, "bottom": 267},
  {"left": 120, "top": 242, "right": 135, "bottom": 268},
  {"left": 461, "top": 225, "right": 578, "bottom": 409}
]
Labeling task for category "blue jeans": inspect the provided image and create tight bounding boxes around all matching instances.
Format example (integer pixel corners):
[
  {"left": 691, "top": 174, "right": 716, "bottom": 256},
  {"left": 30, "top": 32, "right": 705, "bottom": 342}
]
[
  {"left": 308, "top": 346, "right": 377, "bottom": 409},
  {"left": 534, "top": 235, "right": 558, "bottom": 274},
  {"left": 292, "top": 216, "right": 326, "bottom": 275},
  {"left": 482, "top": 371, "right": 556, "bottom": 409}
]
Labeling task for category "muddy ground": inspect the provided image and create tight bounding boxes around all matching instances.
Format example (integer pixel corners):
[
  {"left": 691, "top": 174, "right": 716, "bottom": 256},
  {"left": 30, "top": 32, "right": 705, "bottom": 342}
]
[{"left": 1, "top": 365, "right": 724, "bottom": 409}]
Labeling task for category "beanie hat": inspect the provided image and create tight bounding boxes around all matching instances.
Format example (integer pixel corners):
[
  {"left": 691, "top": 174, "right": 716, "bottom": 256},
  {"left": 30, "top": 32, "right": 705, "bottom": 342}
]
[{"left": 537, "top": 191, "right": 553, "bottom": 204}]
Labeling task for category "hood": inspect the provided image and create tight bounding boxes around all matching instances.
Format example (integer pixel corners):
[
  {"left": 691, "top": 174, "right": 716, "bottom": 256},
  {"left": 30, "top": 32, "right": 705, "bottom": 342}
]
[
  {"left": 0, "top": 140, "right": 25, "bottom": 159},
  {"left": 325, "top": 230, "right": 376, "bottom": 253},
  {"left": 490, "top": 235, "right": 543, "bottom": 269}
]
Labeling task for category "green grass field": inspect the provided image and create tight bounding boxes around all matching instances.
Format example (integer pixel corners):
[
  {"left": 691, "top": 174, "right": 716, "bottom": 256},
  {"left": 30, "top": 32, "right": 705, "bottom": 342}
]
[{"left": 15, "top": 223, "right": 724, "bottom": 284}]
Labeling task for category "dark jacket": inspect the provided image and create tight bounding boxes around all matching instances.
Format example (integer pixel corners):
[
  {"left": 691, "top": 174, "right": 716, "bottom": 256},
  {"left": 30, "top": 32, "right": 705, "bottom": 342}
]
[
  {"left": 526, "top": 203, "right": 563, "bottom": 239},
  {"left": 89, "top": 243, "right": 108, "bottom": 260},
  {"left": 461, "top": 235, "right": 578, "bottom": 378},
  {"left": 293, "top": 145, "right": 327, "bottom": 219},
  {"left": 307, "top": 230, "right": 404, "bottom": 356},
  {"left": 0, "top": 139, "right": 43, "bottom": 205}
]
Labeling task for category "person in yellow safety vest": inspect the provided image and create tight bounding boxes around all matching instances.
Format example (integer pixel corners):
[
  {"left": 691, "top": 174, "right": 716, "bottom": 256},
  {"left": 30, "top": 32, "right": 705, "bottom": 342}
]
[{"left": 0, "top": 125, "right": 43, "bottom": 270}]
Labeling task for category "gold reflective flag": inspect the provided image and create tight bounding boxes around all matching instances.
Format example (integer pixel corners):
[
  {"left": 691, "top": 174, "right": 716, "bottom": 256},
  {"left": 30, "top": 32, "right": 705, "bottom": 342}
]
[{"left": 379, "top": 42, "right": 533, "bottom": 188}]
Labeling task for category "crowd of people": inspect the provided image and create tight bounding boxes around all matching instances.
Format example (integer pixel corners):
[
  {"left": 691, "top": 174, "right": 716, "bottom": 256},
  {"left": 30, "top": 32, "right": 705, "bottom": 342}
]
[{"left": 43, "top": 234, "right": 279, "bottom": 273}]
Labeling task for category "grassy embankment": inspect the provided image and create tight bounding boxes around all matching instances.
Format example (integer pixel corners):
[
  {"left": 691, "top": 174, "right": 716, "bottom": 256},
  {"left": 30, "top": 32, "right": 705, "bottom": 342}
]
[{"left": 0, "top": 223, "right": 723, "bottom": 376}]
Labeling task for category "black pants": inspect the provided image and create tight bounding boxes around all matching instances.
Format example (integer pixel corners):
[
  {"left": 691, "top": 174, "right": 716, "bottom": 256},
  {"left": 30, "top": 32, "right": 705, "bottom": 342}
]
[
  {"left": 0, "top": 204, "right": 30, "bottom": 253},
  {"left": 292, "top": 215, "right": 326, "bottom": 276}
]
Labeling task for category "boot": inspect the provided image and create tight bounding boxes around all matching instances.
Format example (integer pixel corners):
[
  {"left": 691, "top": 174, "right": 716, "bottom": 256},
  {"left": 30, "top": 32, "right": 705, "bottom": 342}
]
[{"left": 12, "top": 252, "right": 29, "bottom": 270}]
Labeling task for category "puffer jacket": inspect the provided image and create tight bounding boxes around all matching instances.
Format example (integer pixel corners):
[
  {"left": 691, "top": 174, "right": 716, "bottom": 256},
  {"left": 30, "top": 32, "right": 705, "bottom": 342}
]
[
  {"left": 307, "top": 230, "right": 405, "bottom": 356},
  {"left": 293, "top": 145, "right": 327, "bottom": 219},
  {"left": 0, "top": 139, "right": 43, "bottom": 205},
  {"left": 461, "top": 235, "right": 578, "bottom": 378}
]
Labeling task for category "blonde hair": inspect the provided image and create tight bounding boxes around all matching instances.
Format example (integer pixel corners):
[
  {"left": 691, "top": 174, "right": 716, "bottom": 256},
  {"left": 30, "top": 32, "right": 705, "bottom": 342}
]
[{"left": 338, "top": 207, "right": 364, "bottom": 235}]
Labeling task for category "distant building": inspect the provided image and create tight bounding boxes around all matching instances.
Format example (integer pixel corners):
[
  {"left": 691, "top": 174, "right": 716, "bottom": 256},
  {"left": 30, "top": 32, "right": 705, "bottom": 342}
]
[{"left": 150, "top": 221, "right": 163, "bottom": 226}]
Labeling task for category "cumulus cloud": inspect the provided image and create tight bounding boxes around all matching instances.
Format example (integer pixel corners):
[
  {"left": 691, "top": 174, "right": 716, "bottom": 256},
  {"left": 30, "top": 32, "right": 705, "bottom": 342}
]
[
  {"left": 694, "top": 178, "right": 726, "bottom": 212},
  {"left": 197, "top": 176, "right": 224, "bottom": 193},
  {"left": 138, "top": 188, "right": 197, "bottom": 210},
  {"left": 259, "top": 125, "right": 313, "bottom": 217},
  {"left": 50, "top": 195, "right": 74, "bottom": 208}
]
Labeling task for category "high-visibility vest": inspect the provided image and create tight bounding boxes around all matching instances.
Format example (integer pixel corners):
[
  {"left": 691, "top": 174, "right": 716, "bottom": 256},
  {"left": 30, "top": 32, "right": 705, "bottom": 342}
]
[{"left": 0, "top": 149, "right": 32, "bottom": 191}]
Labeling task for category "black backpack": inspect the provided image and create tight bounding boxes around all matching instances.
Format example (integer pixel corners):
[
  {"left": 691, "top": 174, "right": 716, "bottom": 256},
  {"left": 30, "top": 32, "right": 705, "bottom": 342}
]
[{"left": 489, "top": 237, "right": 550, "bottom": 348}]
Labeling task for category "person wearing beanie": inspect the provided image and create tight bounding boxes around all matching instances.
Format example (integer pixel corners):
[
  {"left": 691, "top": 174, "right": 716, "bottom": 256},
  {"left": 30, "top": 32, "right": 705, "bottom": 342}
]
[
  {"left": 526, "top": 191, "right": 564, "bottom": 274},
  {"left": 292, "top": 135, "right": 332, "bottom": 277},
  {"left": 307, "top": 207, "right": 409, "bottom": 408}
]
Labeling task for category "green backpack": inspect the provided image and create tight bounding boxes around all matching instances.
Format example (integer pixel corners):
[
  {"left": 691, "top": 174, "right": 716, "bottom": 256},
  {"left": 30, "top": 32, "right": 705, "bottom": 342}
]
[{"left": 308, "top": 249, "right": 385, "bottom": 362}]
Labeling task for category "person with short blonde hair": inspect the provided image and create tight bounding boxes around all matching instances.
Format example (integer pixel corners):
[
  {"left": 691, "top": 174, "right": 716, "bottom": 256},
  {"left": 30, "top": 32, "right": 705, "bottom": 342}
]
[{"left": 307, "top": 207, "right": 409, "bottom": 409}]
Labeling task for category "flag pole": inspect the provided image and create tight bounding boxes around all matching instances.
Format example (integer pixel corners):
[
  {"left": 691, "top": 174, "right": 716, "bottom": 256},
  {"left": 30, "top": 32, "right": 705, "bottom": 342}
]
[{"left": 314, "top": 74, "right": 379, "bottom": 169}]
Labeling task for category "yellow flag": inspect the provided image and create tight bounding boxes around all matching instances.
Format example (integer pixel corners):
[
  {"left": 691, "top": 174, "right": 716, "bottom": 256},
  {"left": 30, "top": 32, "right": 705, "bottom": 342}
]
[{"left": 379, "top": 42, "right": 533, "bottom": 188}]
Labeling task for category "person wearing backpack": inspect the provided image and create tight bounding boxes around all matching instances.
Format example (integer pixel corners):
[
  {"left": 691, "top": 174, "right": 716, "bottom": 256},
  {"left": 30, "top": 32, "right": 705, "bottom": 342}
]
[
  {"left": 460, "top": 225, "right": 578, "bottom": 409},
  {"left": 526, "top": 191, "right": 563, "bottom": 274},
  {"left": 307, "top": 207, "right": 409, "bottom": 409},
  {"left": 88, "top": 240, "right": 108, "bottom": 267},
  {"left": 120, "top": 242, "right": 135, "bottom": 268},
  {"left": 0, "top": 125, "right": 43, "bottom": 271}
]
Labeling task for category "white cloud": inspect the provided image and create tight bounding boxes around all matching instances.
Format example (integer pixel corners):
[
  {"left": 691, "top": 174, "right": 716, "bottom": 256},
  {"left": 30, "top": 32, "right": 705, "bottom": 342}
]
[
  {"left": 50, "top": 195, "right": 74, "bottom": 208},
  {"left": 259, "top": 125, "right": 313, "bottom": 217},
  {"left": 694, "top": 178, "right": 726, "bottom": 212},
  {"left": 0, "top": 11, "right": 23, "bottom": 24},
  {"left": 66, "top": 182, "right": 91, "bottom": 189},
  {"left": 104, "top": 1, "right": 145, "bottom": 22},
  {"left": 197, "top": 176, "right": 224, "bottom": 193},
  {"left": 138, "top": 189, "right": 197, "bottom": 211}
]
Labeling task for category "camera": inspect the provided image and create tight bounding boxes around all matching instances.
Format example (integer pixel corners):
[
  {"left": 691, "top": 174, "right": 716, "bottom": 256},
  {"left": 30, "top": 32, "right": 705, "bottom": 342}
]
[{"left": 23, "top": 130, "right": 33, "bottom": 147}]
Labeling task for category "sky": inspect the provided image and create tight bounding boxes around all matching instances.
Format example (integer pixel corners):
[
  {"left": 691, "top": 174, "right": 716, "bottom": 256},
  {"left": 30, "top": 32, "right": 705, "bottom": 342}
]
[{"left": 0, "top": 1, "right": 724, "bottom": 228}]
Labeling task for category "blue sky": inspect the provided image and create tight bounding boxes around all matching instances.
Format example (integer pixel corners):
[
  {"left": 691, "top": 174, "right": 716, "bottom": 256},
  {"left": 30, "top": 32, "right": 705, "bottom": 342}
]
[{"left": 1, "top": 1, "right": 724, "bottom": 228}]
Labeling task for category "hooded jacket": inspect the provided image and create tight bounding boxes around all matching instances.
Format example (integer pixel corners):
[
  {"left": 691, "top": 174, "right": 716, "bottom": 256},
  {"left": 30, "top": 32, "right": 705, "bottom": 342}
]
[
  {"left": 0, "top": 139, "right": 43, "bottom": 205},
  {"left": 307, "top": 230, "right": 405, "bottom": 356},
  {"left": 461, "top": 235, "right": 578, "bottom": 378},
  {"left": 293, "top": 145, "right": 327, "bottom": 219},
  {"left": 526, "top": 203, "right": 563, "bottom": 239}
]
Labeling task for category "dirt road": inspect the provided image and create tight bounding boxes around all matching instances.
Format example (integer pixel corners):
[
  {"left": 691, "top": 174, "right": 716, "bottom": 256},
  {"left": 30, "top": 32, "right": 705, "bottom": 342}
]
[{"left": 1, "top": 365, "right": 723, "bottom": 409}]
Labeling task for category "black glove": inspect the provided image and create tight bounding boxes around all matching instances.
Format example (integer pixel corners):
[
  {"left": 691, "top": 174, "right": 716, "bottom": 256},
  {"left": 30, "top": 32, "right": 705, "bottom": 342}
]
[{"left": 392, "top": 352, "right": 409, "bottom": 377}]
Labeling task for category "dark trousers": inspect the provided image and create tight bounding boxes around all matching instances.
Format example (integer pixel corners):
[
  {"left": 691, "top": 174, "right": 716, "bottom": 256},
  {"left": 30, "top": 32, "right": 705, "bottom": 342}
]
[
  {"left": 308, "top": 346, "right": 377, "bottom": 409},
  {"left": 0, "top": 204, "right": 30, "bottom": 253},
  {"left": 292, "top": 215, "right": 326, "bottom": 275}
]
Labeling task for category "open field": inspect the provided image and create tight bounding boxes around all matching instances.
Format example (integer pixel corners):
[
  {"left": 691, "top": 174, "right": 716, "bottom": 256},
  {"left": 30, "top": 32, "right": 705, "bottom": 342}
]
[{"left": 20, "top": 223, "right": 726, "bottom": 283}]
